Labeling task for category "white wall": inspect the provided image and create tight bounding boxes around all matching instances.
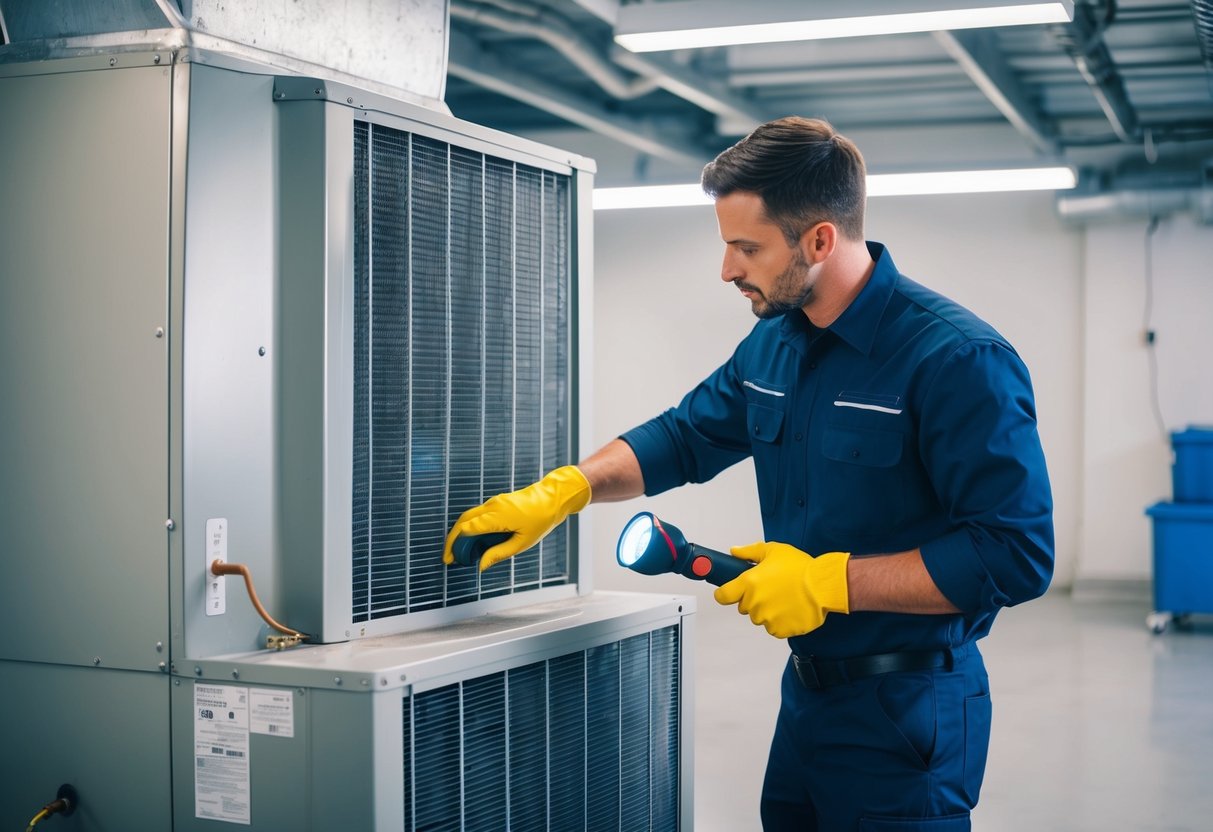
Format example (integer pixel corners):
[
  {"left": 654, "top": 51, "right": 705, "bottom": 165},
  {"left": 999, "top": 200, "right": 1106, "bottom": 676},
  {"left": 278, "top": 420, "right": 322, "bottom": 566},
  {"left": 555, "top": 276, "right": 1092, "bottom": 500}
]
[{"left": 1080, "top": 215, "right": 1213, "bottom": 584}]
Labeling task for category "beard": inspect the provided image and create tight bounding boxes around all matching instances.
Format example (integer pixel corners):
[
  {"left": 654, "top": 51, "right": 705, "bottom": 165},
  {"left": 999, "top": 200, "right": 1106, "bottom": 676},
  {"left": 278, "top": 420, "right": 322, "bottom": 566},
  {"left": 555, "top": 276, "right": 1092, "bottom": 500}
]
[{"left": 736, "top": 248, "right": 814, "bottom": 320}]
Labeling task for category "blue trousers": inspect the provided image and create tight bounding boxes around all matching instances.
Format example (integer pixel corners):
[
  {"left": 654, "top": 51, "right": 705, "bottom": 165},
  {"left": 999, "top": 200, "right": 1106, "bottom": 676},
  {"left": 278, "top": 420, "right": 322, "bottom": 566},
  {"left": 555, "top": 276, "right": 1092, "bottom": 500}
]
[{"left": 760, "top": 643, "right": 991, "bottom": 831}]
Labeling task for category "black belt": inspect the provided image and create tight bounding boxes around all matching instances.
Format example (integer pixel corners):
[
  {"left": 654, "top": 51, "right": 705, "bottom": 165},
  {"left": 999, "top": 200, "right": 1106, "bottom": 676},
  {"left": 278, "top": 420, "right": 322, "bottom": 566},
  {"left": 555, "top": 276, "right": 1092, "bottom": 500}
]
[{"left": 792, "top": 649, "right": 952, "bottom": 690}]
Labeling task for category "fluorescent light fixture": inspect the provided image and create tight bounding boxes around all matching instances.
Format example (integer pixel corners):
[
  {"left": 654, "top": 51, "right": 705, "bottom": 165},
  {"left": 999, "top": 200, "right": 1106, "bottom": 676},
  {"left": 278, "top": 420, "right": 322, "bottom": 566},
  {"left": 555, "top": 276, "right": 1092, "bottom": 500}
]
[
  {"left": 615, "top": 0, "right": 1073, "bottom": 52},
  {"left": 593, "top": 184, "right": 714, "bottom": 210},
  {"left": 593, "top": 166, "right": 1077, "bottom": 210},
  {"left": 866, "top": 166, "right": 1077, "bottom": 196}
]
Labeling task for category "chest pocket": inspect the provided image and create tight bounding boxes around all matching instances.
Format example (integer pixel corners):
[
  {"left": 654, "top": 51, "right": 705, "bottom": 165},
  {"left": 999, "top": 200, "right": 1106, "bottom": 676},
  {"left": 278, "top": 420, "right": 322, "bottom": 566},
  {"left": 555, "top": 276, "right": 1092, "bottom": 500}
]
[
  {"left": 747, "top": 402, "right": 785, "bottom": 515},
  {"left": 819, "top": 425, "right": 905, "bottom": 535}
]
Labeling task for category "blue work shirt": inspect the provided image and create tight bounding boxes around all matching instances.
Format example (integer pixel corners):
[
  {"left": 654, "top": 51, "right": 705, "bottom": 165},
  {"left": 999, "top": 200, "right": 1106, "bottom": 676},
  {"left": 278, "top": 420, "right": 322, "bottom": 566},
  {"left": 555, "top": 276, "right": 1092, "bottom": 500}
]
[{"left": 621, "top": 242, "right": 1054, "bottom": 659}]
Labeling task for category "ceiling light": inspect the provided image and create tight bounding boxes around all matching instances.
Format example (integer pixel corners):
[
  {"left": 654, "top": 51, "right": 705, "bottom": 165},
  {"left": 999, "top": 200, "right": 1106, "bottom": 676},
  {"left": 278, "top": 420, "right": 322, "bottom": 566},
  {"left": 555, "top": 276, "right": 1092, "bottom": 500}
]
[
  {"left": 593, "top": 184, "right": 714, "bottom": 210},
  {"left": 615, "top": 0, "right": 1073, "bottom": 52},
  {"left": 866, "top": 166, "right": 1077, "bottom": 196},
  {"left": 592, "top": 166, "right": 1077, "bottom": 210}
]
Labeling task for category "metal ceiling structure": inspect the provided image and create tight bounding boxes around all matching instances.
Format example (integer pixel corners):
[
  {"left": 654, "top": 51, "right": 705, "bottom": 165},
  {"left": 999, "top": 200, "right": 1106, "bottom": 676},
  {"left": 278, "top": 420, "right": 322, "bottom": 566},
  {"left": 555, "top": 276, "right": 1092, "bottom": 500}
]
[{"left": 444, "top": 0, "right": 1213, "bottom": 203}]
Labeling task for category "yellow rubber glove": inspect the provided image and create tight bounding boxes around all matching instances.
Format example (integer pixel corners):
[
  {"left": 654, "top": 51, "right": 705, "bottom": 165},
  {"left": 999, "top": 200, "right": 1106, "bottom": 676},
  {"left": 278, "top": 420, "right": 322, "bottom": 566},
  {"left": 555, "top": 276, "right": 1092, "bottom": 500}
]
[
  {"left": 714, "top": 542, "right": 850, "bottom": 638},
  {"left": 442, "top": 465, "right": 592, "bottom": 572}
]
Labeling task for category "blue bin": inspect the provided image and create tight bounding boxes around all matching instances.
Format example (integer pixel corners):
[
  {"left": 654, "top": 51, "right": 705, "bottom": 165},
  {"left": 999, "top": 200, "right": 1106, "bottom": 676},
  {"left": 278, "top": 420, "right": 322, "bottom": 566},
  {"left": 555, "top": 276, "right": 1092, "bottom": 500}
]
[
  {"left": 1146, "top": 501, "right": 1213, "bottom": 615},
  {"left": 1172, "top": 427, "right": 1213, "bottom": 503}
]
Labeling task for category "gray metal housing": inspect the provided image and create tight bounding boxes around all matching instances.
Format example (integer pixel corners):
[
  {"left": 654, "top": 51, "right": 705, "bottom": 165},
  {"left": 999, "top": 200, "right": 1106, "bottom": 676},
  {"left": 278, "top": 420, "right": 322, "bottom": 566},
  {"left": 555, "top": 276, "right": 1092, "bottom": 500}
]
[{"left": 0, "top": 42, "right": 678, "bottom": 832}]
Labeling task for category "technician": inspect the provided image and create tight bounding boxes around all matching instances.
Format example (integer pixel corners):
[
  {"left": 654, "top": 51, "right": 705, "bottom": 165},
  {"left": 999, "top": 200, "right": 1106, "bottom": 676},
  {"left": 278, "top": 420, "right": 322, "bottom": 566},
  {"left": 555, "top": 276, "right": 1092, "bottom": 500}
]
[{"left": 444, "top": 116, "right": 1054, "bottom": 831}]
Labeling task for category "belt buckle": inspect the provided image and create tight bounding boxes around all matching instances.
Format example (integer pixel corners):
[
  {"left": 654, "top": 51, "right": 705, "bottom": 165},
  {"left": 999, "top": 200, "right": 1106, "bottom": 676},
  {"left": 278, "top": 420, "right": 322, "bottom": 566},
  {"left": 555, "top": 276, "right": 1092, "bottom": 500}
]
[{"left": 793, "top": 655, "right": 822, "bottom": 690}]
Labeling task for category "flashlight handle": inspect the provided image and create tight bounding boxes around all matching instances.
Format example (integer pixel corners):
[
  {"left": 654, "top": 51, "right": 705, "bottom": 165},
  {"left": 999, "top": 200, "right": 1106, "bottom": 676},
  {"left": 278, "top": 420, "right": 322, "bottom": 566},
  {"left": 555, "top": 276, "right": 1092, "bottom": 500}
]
[
  {"left": 681, "top": 543, "right": 754, "bottom": 587},
  {"left": 450, "top": 531, "right": 513, "bottom": 566}
]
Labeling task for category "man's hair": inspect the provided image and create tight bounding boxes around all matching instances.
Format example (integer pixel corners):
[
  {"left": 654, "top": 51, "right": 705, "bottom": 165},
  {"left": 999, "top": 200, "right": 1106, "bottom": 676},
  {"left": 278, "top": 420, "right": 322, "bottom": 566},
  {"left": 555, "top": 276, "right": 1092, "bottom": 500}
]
[{"left": 701, "top": 116, "right": 866, "bottom": 244}]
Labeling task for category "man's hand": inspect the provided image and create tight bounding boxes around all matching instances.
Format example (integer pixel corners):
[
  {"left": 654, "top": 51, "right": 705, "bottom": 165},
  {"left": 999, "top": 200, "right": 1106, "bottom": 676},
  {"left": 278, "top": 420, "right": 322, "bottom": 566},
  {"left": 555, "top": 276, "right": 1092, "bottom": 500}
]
[
  {"left": 714, "top": 542, "right": 850, "bottom": 638},
  {"left": 442, "top": 466, "right": 592, "bottom": 571}
]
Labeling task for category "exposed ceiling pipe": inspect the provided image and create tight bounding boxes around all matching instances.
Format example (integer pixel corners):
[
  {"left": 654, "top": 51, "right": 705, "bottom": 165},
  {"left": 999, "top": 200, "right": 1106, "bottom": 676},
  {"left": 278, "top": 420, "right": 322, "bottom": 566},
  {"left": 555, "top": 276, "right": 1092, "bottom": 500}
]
[
  {"left": 1057, "top": 184, "right": 1213, "bottom": 223},
  {"left": 450, "top": 0, "right": 661, "bottom": 100},
  {"left": 1192, "top": 0, "right": 1213, "bottom": 95},
  {"left": 1051, "top": 0, "right": 1139, "bottom": 143}
]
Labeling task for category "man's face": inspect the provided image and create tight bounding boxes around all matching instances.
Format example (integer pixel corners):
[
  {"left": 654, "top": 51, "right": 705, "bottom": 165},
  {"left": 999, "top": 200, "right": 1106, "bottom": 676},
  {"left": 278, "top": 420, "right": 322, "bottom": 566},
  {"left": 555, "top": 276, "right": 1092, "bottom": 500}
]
[{"left": 715, "top": 191, "right": 815, "bottom": 319}]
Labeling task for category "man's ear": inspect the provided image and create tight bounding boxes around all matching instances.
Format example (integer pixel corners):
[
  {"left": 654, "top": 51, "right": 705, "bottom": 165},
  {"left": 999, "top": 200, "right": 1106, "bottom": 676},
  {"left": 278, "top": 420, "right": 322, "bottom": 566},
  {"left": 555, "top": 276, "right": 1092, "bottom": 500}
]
[{"left": 798, "top": 221, "right": 838, "bottom": 264}]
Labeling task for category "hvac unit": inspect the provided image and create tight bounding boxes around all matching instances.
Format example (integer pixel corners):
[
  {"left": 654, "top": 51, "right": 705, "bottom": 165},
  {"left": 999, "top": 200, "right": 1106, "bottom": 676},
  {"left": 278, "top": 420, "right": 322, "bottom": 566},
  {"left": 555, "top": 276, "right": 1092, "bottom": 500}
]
[{"left": 0, "top": 3, "right": 694, "bottom": 830}]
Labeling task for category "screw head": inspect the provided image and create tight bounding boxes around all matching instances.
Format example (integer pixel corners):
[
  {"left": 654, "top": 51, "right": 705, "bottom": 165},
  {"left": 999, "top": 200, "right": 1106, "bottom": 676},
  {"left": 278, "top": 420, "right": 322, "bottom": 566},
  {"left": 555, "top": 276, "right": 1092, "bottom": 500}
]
[
  {"left": 194, "top": 666, "right": 202, "bottom": 676},
  {"left": 334, "top": 676, "right": 343, "bottom": 685},
  {"left": 232, "top": 669, "right": 240, "bottom": 679},
  {"left": 258, "top": 346, "right": 266, "bottom": 356},
  {"left": 93, "top": 656, "right": 101, "bottom": 666},
  {"left": 165, "top": 519, "right": 175, "bottom": 531},
  {"left": 108, "top": 57, "right": 117, "bottom": 66}
]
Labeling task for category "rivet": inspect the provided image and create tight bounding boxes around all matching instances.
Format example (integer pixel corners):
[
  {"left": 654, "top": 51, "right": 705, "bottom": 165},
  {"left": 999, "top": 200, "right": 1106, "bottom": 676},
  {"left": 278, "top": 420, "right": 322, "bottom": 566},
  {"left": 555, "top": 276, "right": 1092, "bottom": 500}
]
[
  {"left": 153, "top": 54, "right": 162, "bottom": 65},
  {"left": 93, "top": 656, "right": 101, "bottom": 666},
  {"left": 314, "top": 88, "right": 322, "bottom": 96},
  {"left": 361, "top": 679, "right": 369, "bottom": 687},
  {"left": 108, "top": 57, "right": 117, "bottom": 67},
  {"left": 194, "top": 666, "right": 203, "bottom": 676},
  {"left": 174, "top": 679, "right": 181, "bottom": 686},
  {"left": 159, "top": 661, "right": 167, "bottom": 671},
  {"left": 156, "top": 641, "right": 164, "bottom": 652},
  {"left": 166, "top": 519, "right": 176, "bottom": 530},
  {"left": 274, "top": 91, "right": 285, "bottom": 100},
  {"left": 155, "top": 327, "right": 164, "bottom": 338},
  {"left": 232, "top": 669, "right": 240, "bottom": 679},
  {"left": 258, "top": 346, "right": 266, "bottom": 356},
  {"left": 380, "top": 678, "right": 387, "bottom": 686},
  {"left": 346, "top": 96, "right": 354, "bottom": 104},
  {"left": 334, "top": 676, "right": 343, "bottom": 685}
]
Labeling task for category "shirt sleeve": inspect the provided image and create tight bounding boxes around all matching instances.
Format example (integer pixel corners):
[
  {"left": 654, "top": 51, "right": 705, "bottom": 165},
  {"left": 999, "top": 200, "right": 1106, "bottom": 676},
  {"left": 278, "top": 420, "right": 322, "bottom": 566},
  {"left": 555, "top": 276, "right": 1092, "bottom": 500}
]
[
  {"left": 619, "top": 348, "right": 753, "bottom": 496},
  {"left": 917, "top": 339, "right": 1055, "bottom": 616}
]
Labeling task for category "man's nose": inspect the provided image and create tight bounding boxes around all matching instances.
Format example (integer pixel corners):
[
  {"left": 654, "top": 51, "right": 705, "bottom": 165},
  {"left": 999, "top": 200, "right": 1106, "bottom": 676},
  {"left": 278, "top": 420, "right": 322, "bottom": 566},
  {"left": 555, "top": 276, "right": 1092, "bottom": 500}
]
[{"left": 721, "top": 252, "right": 742, "bottom": 283}]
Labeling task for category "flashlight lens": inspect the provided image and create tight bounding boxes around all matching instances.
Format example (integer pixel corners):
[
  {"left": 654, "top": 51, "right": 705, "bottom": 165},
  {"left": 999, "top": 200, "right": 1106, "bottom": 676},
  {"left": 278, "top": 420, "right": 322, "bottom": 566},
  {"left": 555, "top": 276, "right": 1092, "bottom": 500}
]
[{"left": 617, "top": 514, "right": 654, "bottom": 566}]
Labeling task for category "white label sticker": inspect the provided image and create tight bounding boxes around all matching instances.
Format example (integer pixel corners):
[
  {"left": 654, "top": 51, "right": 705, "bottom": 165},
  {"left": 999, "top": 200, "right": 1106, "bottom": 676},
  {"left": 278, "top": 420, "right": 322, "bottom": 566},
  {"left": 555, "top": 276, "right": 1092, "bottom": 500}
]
[
  {"left": 205, "top": 518, "right": 227, "bottom": 617},
  {"left": 194, "top": 683, "right": 250, "bottom": 825},
  {"left": 250, "top": 688, "right": 295, "bottom": 738}
]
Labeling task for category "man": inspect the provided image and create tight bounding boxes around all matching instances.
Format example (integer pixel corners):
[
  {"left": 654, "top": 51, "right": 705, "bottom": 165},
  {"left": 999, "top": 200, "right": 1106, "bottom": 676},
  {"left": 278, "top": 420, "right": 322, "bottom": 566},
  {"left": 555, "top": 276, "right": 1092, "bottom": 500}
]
[{"left": 444, "top": 116, "right": 1053, "bottom": 831}]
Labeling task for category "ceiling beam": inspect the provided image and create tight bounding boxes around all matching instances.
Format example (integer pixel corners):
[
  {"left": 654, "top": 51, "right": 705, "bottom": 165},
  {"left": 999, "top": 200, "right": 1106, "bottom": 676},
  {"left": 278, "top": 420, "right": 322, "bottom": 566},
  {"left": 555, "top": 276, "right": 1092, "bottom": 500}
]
[
  {"left": 934, "top": 28, "right": 1060, "bottom": 155},
  {"left": 609, "top": 47, "right": 770, "bottom": 130},
  {"left": 447, "top": 29, "right": 709, "bottom": 167}
]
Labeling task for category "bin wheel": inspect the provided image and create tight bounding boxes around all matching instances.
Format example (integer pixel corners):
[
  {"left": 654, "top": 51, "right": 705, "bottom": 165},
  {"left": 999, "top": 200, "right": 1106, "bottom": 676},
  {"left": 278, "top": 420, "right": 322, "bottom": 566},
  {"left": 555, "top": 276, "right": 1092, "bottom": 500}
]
[{"left": 1147, "top": 611, "right": 1172, "bottom": 634}]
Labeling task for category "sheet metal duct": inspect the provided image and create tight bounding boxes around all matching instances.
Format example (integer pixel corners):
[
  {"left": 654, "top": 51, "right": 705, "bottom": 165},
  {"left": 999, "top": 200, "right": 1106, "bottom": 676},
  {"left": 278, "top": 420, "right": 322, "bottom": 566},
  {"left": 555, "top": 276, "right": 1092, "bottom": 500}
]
[
  {"left": 1057, "top": 184, "right": 1213, "bottom": 223},
  {"left": 0, "top": 0, "right": 450, "bottom": 104}
]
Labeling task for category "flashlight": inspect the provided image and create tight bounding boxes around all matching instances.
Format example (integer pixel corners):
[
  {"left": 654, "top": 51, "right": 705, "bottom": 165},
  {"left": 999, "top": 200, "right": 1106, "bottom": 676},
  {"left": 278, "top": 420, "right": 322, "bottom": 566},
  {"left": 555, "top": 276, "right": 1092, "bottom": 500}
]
[
  {"left": 450, "top": 531, "right": 513, "bottom": 566},
  {"left": 616, "top": 511, "right": 752, "bottom": 586}
]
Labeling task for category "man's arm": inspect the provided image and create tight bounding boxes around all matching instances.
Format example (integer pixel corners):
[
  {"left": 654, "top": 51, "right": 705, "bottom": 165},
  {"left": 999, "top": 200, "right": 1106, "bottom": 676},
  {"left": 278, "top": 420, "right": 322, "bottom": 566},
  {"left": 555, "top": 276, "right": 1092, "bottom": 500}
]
[
  {"left": 578, "top": 439, "right": 645, "bottom": 503},
  {"left": 847, "top": 550, "right": 960, "bottom": 614}
]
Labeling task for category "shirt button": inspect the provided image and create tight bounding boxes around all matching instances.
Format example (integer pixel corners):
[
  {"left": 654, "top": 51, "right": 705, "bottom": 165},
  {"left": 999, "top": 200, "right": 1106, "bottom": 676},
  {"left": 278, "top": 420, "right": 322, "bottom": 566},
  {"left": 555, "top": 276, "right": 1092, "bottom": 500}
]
[
  {"left": 796, "top": 497, "right": 805, "bottom": 507},
  {"left": 851, "top": 449, "right": 860, "bottom": 458},
  {"left": 794, "top": 432, "right": 803, "bottom": 441}
]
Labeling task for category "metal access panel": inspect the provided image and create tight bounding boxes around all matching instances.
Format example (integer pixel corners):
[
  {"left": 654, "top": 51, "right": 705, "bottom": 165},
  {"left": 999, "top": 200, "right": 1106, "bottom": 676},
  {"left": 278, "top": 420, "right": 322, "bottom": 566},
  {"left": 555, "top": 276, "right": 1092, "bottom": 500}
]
[
  {"left": 272, "top": 77, "right": 597, "bottom": 643},
  {"left": 0, "top": 55, "right": 173, "bottom": 672},
  {"left": 171, "top": 592, "right": 695, "bottom": 831},
  {"left": 0, "top": 661, "right": 173, "bottom": 830}
]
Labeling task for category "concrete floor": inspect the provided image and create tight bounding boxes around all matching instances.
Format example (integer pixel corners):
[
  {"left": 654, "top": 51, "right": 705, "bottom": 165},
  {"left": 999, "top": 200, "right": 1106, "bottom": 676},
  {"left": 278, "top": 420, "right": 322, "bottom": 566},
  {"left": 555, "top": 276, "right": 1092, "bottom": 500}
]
[{"left": 690, "top": 590, "right": 1213, "bottom": 831}]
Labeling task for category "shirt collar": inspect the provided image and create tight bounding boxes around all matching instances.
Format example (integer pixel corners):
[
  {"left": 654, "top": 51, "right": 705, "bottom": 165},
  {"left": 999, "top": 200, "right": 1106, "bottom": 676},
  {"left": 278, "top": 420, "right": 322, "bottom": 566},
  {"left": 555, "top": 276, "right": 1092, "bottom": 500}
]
[{"left": 779, "top": 240, "right": 898, "bottom": 358}]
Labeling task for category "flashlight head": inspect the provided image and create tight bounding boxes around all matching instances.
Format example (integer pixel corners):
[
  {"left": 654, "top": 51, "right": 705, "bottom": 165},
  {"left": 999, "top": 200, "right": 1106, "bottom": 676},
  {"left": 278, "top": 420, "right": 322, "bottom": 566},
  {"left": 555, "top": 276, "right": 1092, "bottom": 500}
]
[{"left": 616, "top": 511, "right": 687, "bottom": 576}]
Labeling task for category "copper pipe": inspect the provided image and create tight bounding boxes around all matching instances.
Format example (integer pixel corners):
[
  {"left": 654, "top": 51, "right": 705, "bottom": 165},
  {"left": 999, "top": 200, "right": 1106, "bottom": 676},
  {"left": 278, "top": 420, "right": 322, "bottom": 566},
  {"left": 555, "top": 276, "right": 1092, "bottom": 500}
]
[{"left": 211, "top": 561, "right": 306, "bottom": 638}]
